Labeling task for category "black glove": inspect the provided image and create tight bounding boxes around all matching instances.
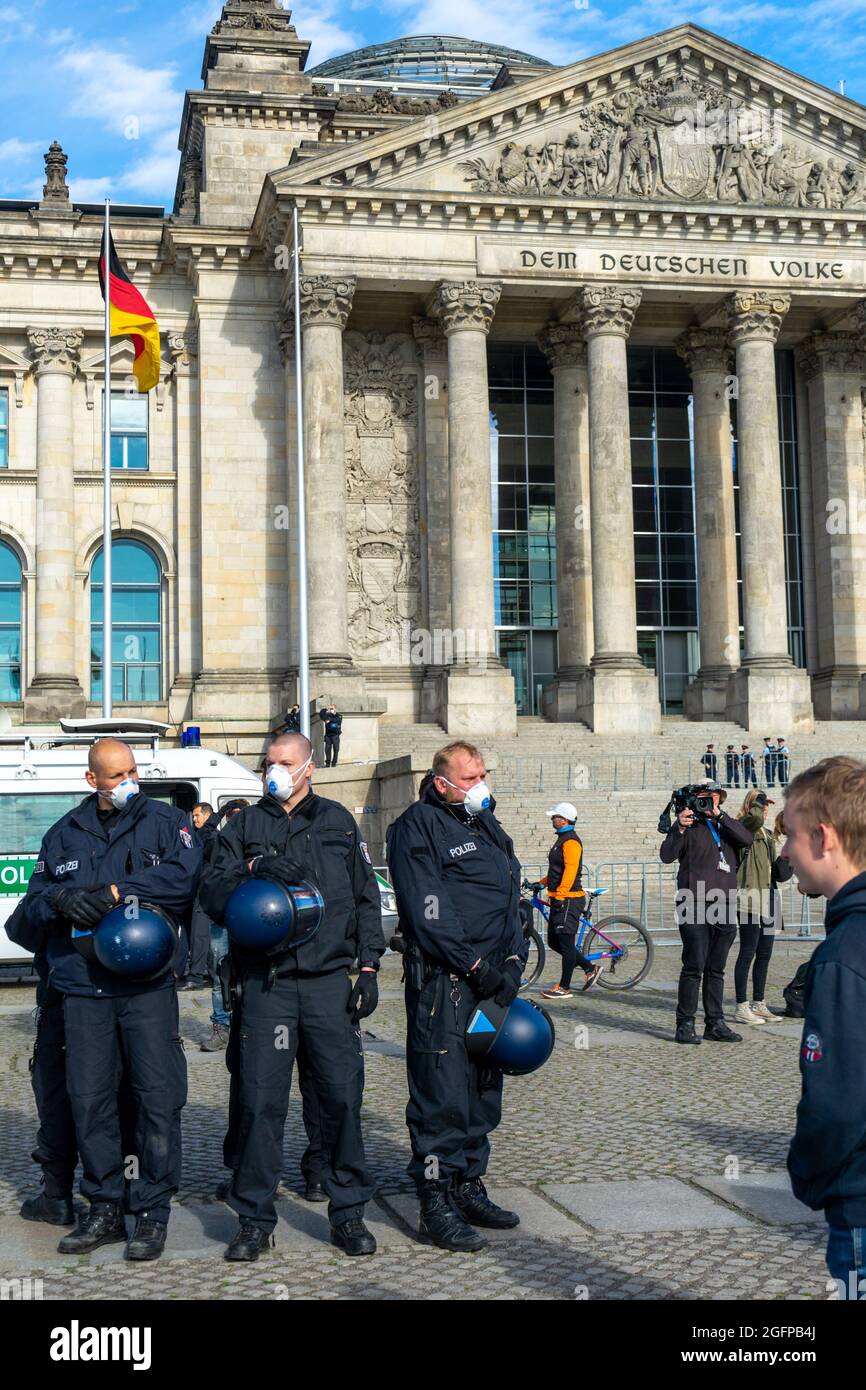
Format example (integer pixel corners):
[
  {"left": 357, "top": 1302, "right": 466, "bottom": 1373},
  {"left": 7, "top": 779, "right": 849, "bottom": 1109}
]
[
  {"left": 494, "top": 959, "right": 523, "bottom": 1008},
  {"left": 251, "top": 855, "right": 308, "bottom": 891},
  {"left": 347, "top": 970, "right": 378, "bottom": 1022},
  {"left": 52, "top": 884, "right": 116, "bottom": 928},
  {"left": 470, "top": 959, "right": 506, "bottom": 1000}
]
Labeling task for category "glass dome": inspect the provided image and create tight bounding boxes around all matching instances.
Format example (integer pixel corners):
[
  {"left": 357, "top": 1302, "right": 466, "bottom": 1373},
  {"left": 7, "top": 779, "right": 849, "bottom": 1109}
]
[{"left": 310, "top": 34, "right": 552, "bottom": 91}]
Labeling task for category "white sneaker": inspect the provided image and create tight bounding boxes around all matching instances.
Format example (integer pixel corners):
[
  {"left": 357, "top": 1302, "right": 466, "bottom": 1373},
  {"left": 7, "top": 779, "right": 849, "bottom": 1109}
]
[
  {"left": 751, "top": 1000, "right": 783, "bottom": 1022},
  {"left": 734, "top": 1002, "right": 766, "bottom": 1026}
]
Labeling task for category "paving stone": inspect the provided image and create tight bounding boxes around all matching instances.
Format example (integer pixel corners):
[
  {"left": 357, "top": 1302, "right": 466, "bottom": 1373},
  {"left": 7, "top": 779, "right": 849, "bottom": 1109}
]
[
  {"left": 542, "top": 1178, "right": 753, "bottom": 1232},
  {"left": 691, "top": 1171, "right": 826, "bottom": 1226}
]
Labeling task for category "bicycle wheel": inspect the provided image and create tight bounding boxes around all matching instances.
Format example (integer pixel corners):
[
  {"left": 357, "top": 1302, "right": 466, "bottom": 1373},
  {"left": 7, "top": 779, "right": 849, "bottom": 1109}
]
[
  {"left": 520, "top": 927, "right": 545, "bottom": 990},
  {"left": 583, "top": 916, "right": 654, "bottom": 990}
]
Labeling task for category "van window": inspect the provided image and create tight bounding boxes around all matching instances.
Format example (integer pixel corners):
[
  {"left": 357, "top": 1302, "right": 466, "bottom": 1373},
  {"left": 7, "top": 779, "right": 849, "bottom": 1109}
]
[
  {"left": 0, "top": 794, "right": 84, "bottom": 853},
  {"left": 139, "top": 782, "right": 199, "bottom": 813}
]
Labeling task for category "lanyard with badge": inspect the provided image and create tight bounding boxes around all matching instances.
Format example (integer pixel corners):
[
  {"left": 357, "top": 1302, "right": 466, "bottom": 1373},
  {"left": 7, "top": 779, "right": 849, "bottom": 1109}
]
[{"left": 706, "top": 816, "right": 731, "bottom": 873}]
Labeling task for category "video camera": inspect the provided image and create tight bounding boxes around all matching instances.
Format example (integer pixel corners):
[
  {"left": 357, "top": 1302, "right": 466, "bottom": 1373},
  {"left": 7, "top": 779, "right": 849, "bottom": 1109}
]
[{"left": 657, "top": 784, "right": 718, "bottom": 835}]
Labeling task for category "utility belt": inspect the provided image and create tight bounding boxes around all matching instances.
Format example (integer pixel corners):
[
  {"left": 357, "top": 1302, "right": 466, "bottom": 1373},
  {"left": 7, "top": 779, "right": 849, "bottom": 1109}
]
[{"left": 404, "top": 938, "right": 453, "bottom": 992}]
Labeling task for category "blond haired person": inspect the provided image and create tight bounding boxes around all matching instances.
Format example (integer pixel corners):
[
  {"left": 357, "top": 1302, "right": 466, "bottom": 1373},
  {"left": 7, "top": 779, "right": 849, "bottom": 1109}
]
[{"left": 733, "top": 789, "right": 793, "bottom": 1025}]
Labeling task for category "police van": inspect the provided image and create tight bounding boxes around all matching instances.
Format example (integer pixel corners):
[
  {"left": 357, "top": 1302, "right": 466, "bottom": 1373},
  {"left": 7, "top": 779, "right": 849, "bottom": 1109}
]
[{"left": 0, "top": 719, "right": 262, "bottom": 965}]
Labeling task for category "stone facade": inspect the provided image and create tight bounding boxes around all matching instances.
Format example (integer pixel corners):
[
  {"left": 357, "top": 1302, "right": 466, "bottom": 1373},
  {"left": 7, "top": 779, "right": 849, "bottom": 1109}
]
[{"left": 3, "top": 13, "right": 866, "bottom": 745}]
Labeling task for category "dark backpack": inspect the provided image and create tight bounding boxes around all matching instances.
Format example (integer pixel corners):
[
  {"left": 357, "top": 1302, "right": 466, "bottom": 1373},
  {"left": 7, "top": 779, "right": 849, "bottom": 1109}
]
[{"left": 782, "top": 961, "right": 809, "bottom": 1018}]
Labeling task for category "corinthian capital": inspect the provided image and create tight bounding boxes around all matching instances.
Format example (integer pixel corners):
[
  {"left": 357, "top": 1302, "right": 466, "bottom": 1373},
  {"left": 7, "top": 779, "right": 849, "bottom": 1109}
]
[
  {"left": 428, "top": 280, "right": 501, "bottom": 337},
  {"left": 538, "top": 322, "right": 586, "bottom": 371},
  {"left": 794, "top": 330, "right": 866, "bottom": 382},
  {"left": 675, "top": 327, "right": 732, "bottom": 376},
  {"left": 298, "top": 275, "right": 356, "bottom": 330},
  {"left": 26, "top": 326, "right": 84, "bottom": 376},
  {"left": 411, "top": 315, "right": 446, "bottom": 357},
  {"left": 576, "top": 285, "right": 641, "bottom": 340},
  {"left": 847, "top": 299, "right": 866, "bottom": 348},
  {"left": 726, "top": 291, "right": 791, "bottom": 348}
]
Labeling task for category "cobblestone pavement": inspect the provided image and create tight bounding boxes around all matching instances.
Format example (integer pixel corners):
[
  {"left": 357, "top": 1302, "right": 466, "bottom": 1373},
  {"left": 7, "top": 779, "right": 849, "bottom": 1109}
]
[{"left": 0, "top": 937, "right": 835, "bottom": 1301}]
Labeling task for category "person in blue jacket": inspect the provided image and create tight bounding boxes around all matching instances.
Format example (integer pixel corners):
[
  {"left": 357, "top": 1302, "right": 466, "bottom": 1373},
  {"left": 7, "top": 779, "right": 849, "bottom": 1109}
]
[
  {"left": 386, "top": 740, "right": 528, "bottom": 1253},
  {"left": 20, "top": 738, "right": 202, "bottom": 1261},
  {"left": 783, "top": 756, "right": 866, "bottom": 1299}
]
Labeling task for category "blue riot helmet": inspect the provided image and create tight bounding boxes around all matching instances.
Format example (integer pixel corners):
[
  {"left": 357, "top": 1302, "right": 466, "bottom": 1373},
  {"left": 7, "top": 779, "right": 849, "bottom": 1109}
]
[
  {"left": 70, "top": 924, "right": 99, "bottom": 965},
  {"left": 465, "top": 995, "right": 555, "bottom": 1076},
  {"left": 224, "top": 877, "right": 323, "bottom": 955},
  {"left": 92, "top": 903, "right": 178, "bottom": 981}
]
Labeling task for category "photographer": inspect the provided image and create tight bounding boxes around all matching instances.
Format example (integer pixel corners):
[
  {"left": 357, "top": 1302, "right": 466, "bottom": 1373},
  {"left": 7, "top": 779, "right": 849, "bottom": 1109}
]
[{"left": 659, "top": 781, "right": 753, "bottom": 1045}]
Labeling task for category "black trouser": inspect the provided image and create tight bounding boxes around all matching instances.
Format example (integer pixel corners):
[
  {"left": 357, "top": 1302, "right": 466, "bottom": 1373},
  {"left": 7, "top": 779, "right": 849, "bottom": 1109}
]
[
  {"left": 547, "top": 899, "right": 591, "bottom": 988},
  {"left": 324, "top": 734, "right": 340, "bottom": 767},
  {"left": 187, "top": 899, "right": 212, "bottom": 979},
  {"left": 224, "top": 1019, "right": 323, "bottom": 1184},
  {"left": 743, "top": 762, "right": 757, "bottom": 787},
  {"left": 725, "top": 758, "right": 740, "bottom": 787},
  {"left": 229, "top": 969, "right": 371, "bottom": 1231},
  {"left": 676, "top": 922, "right": 737, "bottom": 1027},
  {"left": 29, "top": 983, "right": 77, "bottom": 1198},
  {"left": 62, "top": 986, "right": 186, "bottom": 1222},
  {"left": 405, "top": 970, "right": 503, "bottom": 1192},
  {"left": 735, "top": 916, "right": 776, "bottom": 1003},
  {"left": 764, "top": 754, "right": 777, "bottom": 787}
]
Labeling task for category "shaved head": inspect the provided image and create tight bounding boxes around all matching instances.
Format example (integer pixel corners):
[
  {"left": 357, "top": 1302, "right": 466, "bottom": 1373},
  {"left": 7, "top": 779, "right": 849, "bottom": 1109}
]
[
  {"left": 85, "top": 738, "right": 139, "bottom": 805},
  {"left": 265, "top": 732, "right": 312, "bottom": 765},
  {"left": 88, "top": 739, "right": 135, "bottom": 775}
]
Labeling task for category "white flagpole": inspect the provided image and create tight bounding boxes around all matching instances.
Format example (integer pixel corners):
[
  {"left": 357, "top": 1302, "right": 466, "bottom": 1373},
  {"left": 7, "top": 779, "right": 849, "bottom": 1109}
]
[
  {"left": 102, "top": 199, "right": 113, "bottom": 718},
  {"left": 292, "top": 203, "right": 310, "bottom": 739}
]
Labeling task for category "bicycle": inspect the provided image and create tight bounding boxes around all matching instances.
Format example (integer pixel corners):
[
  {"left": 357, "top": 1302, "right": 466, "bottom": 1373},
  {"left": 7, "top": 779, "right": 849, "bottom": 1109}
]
[{"left": 519, "top": 880, "right": 654, "bottom": 991}]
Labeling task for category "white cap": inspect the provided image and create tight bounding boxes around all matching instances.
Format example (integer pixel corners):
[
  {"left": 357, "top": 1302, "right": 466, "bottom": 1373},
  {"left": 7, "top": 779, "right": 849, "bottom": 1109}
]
[{"left": 547, "top": 802, "right": 578, "bottom": 821}]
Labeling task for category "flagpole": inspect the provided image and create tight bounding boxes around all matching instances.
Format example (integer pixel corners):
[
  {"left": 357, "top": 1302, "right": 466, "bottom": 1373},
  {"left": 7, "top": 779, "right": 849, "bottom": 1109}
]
[
  {"left": 102, "top": 199, "right": 113, "bottom": 718},
  {"left": 292, "top": 202, "right": 310, "bottom": 740}
]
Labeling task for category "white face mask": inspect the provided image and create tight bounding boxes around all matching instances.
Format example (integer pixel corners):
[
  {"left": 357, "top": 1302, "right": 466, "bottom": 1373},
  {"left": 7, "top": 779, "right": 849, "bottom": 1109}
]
[
  {"left": 265, "top": 756, "right": 312, "bottom": 803},
  {"left": 440, "top": 776, "right": 491, "bottom": 815},
  {"left": 109, "top": 778, "right": 139, "bottom": 811}
]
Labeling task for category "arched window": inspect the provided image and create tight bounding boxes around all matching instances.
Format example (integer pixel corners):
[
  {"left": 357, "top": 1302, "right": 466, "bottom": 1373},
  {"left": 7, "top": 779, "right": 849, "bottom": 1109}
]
[
  {"left": 0, "top": 541, "right": 22, "bottom": 701},
  {"left": 91, "top": 540, "right": 161, "bottom": 702}
]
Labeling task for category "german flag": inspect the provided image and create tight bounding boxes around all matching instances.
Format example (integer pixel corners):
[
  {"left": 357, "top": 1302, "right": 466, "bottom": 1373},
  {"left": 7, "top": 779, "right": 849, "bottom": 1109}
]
[{"left": 98, "top": 227, "right": 160, "bottom": 393}]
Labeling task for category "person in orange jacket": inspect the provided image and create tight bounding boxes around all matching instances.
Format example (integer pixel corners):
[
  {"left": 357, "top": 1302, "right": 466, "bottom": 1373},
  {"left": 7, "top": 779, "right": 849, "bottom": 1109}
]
[{"left": 535, "top": 802, "right": 602, "bottom": 999}]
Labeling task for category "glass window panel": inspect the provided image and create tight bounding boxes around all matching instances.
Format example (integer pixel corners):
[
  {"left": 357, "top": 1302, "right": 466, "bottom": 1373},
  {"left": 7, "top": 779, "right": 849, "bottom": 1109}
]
[
  {"left": 787, "top": 582, "right": 803, "bottom": 627},
  {"left": 0, "top": 629, "right": 20, "bottom": 661},
  {"left": 632, "top": 486, "right": 657, "bottom": 532},
  {"left": 110, "top": 435, "right": 125, "bottom": 469},
  {"left": 656, "top": 439, "right": 692, "bottom": 483},
  {"left": 627, "top": 348, "right": 655, "bottom": 391},
  {"left": 525, "top": 393, "right": 554, "bottom": 435},
  {"left": 0, "top": 544, "right": 21, "bottom": 584},
  {"left": 0, "top": 589, "right": 20, "bottom": 622},
  {"left": 495, "top": 583, "right": 531, "bottom": 625},
  {"left": 92, "top": 541, "right": 160, "bottom": 585},
  {"left": 0, "top": 434, "right": 6, "bottom": 469},
  {"left": 655, "top": 395, "right": 692, "bottom": 439},
  {"left": 0, "top": 389, "right": 8, "bottom": 426},
  {"left": 531, "top": 583, "right": 557, "bottom": 626},
  {"left": 636, "top": 584, "right": 662, "bottom": 624},
  {"left": 487, "top": 346, "right": 525, "bottom": 387},
  {"left": 0, "top": 669, "right": 20, "bottom": 700},
  {"left": 494, "top": 436, "right": 525, "bottom": 483},
  {"left": 658, "top": 487, "right": 694, "bottom": 533},
  {"left": 488, "top": 391, "right": 524, "bottom": 435},
  {"left": 109, "top": 393, "right": 147, "bottom": 431},
  {"left": 125, "top": 435, "right": 148, "bottom": 470},
  {"left": 662, "top": 535, "right": 696, "bottom": 581},
  {"left": 125, "top": 667, "right": 161, "bottom": 702},
  {"left": 531, "top": 630, "right": 558, "bottom": 677},
  {"left": 629, "top": 400, "right": 654, "bottom": 437},
  {"left": 783, "top": 488, "right": 800, "bottom": 534},
  {"left": 634, "top": 535, "right": 660, "bottom": 581},
  {"left": 655, "top": 351, "right": 692, "bottom": 392},
  {"left": 631, "top": 439, "right": 653, "bottom": 485},
  {"left": 524, "top": 348, "right": 552, "bottom": 386},
  {"left": 664, "top": 584, "right": 698, "bottom": 624}
]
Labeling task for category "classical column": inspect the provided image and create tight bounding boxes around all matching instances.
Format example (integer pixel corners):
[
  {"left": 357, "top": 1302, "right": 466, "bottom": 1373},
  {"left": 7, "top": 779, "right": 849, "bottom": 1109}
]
[
  {"left": 412, "top": 316, "right": 451, "bottom": 722},
  {"left": 725, "top": 291, "right": 813, "bottom": 732},
  {"left": 167, "top": 329, "right": 200, "bottom": 726},
  {"left": 676, "top": 328, "right": 739, "bottom": 718},
  {"left": 796, "top": 330, "right": 866, "bottom": 718},
  {"left": 297, "top": 275, "right": 382, "bottom": 757},
  {"left": 538, "top": 322, "right": 592, "bottom": 720},
  {"left": 427, "top": 279, "right": 516, "bottom": 735},
  {"left": 571, "top": 285, "right": 660, "bottom": 733},
  {"left": 24, "top": 326, "right": 86, "bottom": 720}
]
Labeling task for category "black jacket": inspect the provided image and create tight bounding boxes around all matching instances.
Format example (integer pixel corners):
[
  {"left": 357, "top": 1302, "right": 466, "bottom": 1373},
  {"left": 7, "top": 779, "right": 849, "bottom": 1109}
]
[
  {"left": 386, "top": 784, "right": 526, "bottom": 975},
  {"left": 321, "top": 711, "right": 343, "bottom": 739},
  {"left": 196, "top": 813, "right": 221, "bottom": 866},
  {"left": 659, "top": 811, "right": 753, "bottom": 926},
  {"left": 788, "top": 872, "right": 866, "bottom": 1226},
  {"left": 20, "top": 792, "right": 202, "bottom": 997},
  {"left": 198, "top": 791, "right": 384, "bottom": 976}
]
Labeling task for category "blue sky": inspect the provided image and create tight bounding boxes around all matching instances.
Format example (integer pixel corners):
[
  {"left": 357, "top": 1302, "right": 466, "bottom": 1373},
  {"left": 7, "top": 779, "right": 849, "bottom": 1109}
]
[{"left": 2, "top": 0, "right": 866, "bottom": 210}]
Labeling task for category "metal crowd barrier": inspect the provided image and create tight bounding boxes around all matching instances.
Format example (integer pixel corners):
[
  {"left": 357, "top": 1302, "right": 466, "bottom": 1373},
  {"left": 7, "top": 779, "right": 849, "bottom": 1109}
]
[{"left": 492, "top": 756, "right": 798, "bottom": 795}]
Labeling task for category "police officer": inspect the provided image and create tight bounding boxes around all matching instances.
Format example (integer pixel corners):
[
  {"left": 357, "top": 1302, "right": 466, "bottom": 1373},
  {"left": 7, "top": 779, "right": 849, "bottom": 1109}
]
[
  {"left": 320, "top": 704, "right": 343, "bottom": 767},
  {"left": 724, "top": 745, "right": 741, "bottom": 789},
  {"left": 700, "top": 744, "right": 718, "bottom": 781},
  {"left": 19, "top": 738, "right": 201, "bottom": 1260},
  {"left": 537, "top": 802, "right": 601, "bottom": 999},
  {"left": 742, "top": 744, "right": 757, "bottom": 788},
  {"left": 763, "top": 736, "right": 777, "bottom": 788},
  {"left": 199, "top": 732, "right": 384, "bottom": 1261},
  {"left": 386, "top": 740, "right": 527, "bottom": 1253}
]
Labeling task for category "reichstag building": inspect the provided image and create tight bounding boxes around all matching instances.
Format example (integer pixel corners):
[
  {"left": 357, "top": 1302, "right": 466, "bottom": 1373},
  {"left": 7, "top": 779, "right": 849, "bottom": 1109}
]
[{"left": 2, "top": 2, "right": 866, "bottom": 759}]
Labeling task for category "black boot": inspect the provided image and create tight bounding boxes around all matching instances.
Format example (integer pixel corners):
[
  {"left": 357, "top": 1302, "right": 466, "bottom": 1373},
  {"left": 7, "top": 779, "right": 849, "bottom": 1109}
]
[
  {"left": 418, "top": 1182, "right": 488, "bottom": 1252},
  {"left": 330, "top": 1218, "right": 377, "bottom": 1256},
  {"left": 674, "top": 1021, "right": 702, "bottom": 1045},
  {"left": 126, "top": 1215, "right": 168, "bottom": 1261},
  {"left": 225, "top": 1223, "right": 273, "bottom": 1262},
  {"left": 451, "top": 1177, "right": 519, "bottom": 1229},
  {"left": 304, "top": 1179, "right": 327, "bottom": 1203},
  {"left": 20, "top": 1192, "right": 75, "bottom": 1226},
  {"left": 57, "top": 1202, "right": 126, "bottom": 1254},
  {"left": 704, "top": 1021, "right": 743, "bottom": 1042}
]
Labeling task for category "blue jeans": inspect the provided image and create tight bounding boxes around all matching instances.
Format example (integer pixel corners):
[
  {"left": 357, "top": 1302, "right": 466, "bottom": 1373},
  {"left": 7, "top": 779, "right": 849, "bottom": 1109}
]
[
  {"left": 826, "top": 1225, "right": 866, "bottom": 1300},
  {"left": 209, "top": 925, "right": 231, "bottom": 1028}
]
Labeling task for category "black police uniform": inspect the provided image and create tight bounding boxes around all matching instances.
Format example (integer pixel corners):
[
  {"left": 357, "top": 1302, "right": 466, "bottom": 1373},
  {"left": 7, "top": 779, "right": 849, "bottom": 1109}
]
[
  {"left": 386, "top": 783, "right": 527, "bottom": 1190},
  {"left": 21, "top": 792, "right": 202, "bottom": 1224},
  {"left": 321, "top": 710, "right": 343, "bottom": 768},
  {"left": 199, "top": 790, "right": 384, "bottom": 1233}
]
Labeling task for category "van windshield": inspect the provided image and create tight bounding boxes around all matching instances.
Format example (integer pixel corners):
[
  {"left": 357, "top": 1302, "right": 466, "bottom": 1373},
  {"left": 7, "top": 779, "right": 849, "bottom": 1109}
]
[{"left": 0, "top": 793, "right": 84, "bottom": 854}]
